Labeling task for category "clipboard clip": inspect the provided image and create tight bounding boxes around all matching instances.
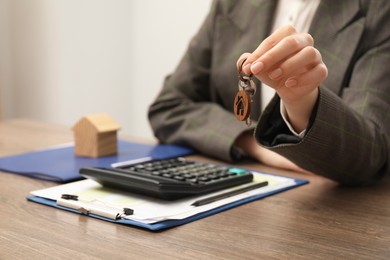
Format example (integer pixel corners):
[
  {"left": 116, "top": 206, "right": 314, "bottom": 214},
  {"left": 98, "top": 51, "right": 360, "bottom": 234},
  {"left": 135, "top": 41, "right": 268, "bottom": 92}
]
[{"left": 57, "top": 194, "right": 134, "bottom": 220}]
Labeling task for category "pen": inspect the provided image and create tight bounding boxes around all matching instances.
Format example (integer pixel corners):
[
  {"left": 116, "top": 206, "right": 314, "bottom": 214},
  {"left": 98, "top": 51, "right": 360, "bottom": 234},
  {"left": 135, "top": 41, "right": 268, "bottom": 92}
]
[
  {"left": 111, "top": 156, "right": 152, "bottom": 168},
  {"left": 191, "top": 181, "right": 269, "bottom": 207}
]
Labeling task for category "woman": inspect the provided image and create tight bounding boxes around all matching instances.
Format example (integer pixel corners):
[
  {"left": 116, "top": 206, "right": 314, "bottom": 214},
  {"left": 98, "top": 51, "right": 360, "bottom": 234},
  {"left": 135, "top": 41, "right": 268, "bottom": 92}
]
[{"left": 149, "top": 0, "right": 390, "bottom": 185}]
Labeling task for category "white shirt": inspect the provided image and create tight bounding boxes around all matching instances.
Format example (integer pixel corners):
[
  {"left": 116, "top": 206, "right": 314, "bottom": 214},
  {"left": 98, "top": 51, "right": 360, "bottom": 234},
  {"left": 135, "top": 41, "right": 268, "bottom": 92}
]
[{"left": 261, "top": 0, "right": 321, "bottom": 137}]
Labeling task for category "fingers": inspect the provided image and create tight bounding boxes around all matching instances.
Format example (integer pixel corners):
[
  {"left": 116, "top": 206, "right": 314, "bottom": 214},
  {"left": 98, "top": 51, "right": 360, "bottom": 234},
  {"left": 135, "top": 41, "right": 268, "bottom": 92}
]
[
  {"left": 236, "top": 53, "right": 251, "bottom": 73},
  {"left": 242, "top": 25, "right": 297, "bottom": 74},
  {"left": 235, "top": 24, "right": 327, "bottom": 104},
  {"left": 249, "top": 33, "right": 314, "bottom": 76},
  {"left": 285, "top": 63, "right": 328, "bottom": 90},
  {"left": 268, "top": 46, "right": 322, "bottom": 81}
]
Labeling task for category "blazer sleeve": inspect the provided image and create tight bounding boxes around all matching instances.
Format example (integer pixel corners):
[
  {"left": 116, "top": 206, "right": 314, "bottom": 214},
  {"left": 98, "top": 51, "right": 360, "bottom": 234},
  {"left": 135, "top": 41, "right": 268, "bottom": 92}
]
[
  {"left": 255, "top": 2, "right": 390, "bottom": 185},
  {"left": 148, "top": 1, "right": 251, "bottom": 162}
]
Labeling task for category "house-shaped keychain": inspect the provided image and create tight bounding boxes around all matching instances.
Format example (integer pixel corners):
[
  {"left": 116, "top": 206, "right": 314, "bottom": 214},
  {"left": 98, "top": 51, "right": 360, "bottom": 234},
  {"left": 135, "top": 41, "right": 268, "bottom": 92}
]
[{"left": 72, "top": 113, "right": 120, "bottom": 157}]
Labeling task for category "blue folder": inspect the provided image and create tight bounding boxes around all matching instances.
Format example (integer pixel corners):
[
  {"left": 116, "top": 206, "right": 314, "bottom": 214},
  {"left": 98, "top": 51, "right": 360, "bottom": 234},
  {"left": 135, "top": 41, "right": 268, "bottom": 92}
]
[
  {"left": 27, "top": 176, "right": 308, "bottom": 231},
  {"left": 0, "top": 140, "right": 194, "bottom": 182}
]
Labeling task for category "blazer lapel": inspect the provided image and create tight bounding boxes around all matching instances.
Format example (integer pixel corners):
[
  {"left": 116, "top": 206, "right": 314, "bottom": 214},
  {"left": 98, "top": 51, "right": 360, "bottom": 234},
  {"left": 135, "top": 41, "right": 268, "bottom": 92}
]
[
  {"left": 212, "top": 0, "right": 277, "bottom": 116},
  {"left": 231, "top": 0, "right": 277, "bottom": 41},
  {"left": 214, "top": 0, "right": 277, "bottom": 62},
  {"left": 310, "top": 0, "right": 365, "bottom": 94}
]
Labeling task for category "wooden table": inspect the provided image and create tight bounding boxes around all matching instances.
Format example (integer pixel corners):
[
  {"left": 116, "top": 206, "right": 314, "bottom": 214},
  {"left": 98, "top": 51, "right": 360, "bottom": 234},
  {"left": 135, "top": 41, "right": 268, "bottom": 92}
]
[{"left": 1, "top": 119, "right": 389, "bottom": 259}]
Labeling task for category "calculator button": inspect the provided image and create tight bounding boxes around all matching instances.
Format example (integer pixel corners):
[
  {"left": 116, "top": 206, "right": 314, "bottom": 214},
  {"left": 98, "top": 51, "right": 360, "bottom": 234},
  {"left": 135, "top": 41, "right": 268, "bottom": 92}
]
[
  {"left": 207, "top": 174, "right": 219, "bottom": 180},
  {"left": 228, "top": 168, "right": 249, "bottom": 175},
  {"left": 218, "top": 171, "right": 229, "bottom": 177},
  {"left": 174, "top": 176, "right": 185, "bottom": 181},
  {"left": 185, "top": 178, "right": 198, "bottom": 183}
]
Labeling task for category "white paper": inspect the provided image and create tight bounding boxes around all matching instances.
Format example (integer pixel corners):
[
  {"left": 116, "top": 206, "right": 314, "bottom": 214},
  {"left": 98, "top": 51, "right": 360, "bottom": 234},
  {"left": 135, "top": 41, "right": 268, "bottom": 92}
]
[{"left": 31, "top": 172, "right": 297, "bottom": 224}]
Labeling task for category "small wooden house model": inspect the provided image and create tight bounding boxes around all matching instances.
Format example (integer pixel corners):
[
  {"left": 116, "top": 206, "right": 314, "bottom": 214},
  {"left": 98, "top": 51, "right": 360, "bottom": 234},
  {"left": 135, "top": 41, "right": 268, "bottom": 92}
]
[{"left": 72, "top": 113, "right": 120, "bottom": 157}]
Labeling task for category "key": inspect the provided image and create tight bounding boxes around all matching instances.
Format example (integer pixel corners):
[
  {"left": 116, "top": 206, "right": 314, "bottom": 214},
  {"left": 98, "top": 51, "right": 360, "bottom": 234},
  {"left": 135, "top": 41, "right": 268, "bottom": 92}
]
[{"left": 234, "top": 59, "right": 257, "bottom": 126}]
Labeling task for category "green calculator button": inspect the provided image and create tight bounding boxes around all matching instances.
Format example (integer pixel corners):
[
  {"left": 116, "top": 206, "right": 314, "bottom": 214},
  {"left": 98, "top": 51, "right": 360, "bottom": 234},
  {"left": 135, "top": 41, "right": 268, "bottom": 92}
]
[{"left": 228, "top": 168, "right": 248, "bottom": 175}]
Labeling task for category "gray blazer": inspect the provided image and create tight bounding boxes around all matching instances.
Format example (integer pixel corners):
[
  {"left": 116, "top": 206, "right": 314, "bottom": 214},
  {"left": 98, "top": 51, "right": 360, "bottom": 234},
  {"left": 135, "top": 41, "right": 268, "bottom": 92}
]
[{"left": 148, "top": 0, "right": 390, "bottom": 185}]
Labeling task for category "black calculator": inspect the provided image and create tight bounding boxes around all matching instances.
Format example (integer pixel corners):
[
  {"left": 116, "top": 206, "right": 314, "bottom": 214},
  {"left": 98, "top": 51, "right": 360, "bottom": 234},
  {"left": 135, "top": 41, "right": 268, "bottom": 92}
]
[{"left": 80, "top": 157, "right": 254, "bottom": 200}]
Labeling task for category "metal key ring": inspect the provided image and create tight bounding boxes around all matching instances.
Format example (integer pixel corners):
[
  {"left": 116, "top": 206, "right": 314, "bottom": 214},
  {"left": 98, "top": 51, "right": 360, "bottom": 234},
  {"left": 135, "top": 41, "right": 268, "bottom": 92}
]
[{"left": 238, "top": 58, "right": 253, "bottom": 82}]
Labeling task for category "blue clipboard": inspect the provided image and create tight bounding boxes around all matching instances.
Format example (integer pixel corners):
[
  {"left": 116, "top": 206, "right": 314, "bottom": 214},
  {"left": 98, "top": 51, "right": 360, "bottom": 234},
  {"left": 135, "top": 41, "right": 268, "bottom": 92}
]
[
  {"left": 0, "top": 140, "right": 194, "bottom": 182},
  {"left": 27, "top": 176, "right": 308, "bottom": 231}
]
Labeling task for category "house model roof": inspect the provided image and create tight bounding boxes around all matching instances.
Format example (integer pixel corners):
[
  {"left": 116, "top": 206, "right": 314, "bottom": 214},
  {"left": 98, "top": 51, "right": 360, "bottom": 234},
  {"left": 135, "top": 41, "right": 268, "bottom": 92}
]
[{"left": 72, "top": 113, "right": 120, "bottom": 133}]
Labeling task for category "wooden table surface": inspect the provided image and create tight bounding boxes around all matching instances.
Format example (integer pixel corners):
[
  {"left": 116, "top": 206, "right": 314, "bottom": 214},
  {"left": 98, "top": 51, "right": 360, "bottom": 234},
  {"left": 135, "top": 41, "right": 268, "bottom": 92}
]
[{"left": 0, "top": 119, "right": 389, "bottom": 260}]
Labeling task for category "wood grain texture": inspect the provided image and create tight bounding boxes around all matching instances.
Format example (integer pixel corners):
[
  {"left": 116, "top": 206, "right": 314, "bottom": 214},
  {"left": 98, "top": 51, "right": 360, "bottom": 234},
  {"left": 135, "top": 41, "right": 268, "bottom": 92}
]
[{"left": 0, "top": 119, "right": 389, "bottom": 259}]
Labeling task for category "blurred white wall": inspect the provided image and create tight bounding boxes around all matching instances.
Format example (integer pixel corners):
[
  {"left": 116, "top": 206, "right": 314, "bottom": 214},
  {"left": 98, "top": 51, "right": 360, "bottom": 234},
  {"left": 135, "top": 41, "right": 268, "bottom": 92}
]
[{"left": 0, "top": 0, "right": 212, "bottom": 140}]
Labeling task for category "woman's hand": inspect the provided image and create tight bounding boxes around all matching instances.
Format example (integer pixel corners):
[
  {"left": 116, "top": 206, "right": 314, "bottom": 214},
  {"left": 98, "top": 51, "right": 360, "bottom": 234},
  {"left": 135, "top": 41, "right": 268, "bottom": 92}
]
[{"left": 237, "top": 25, "right": 328, "bottom": 132}]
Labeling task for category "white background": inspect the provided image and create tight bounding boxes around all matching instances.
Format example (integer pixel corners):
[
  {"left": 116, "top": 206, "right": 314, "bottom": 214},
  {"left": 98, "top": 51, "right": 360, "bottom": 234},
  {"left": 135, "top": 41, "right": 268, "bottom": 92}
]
[{"left": 0, "top": 0, "right": 212, "bottom": 140}]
